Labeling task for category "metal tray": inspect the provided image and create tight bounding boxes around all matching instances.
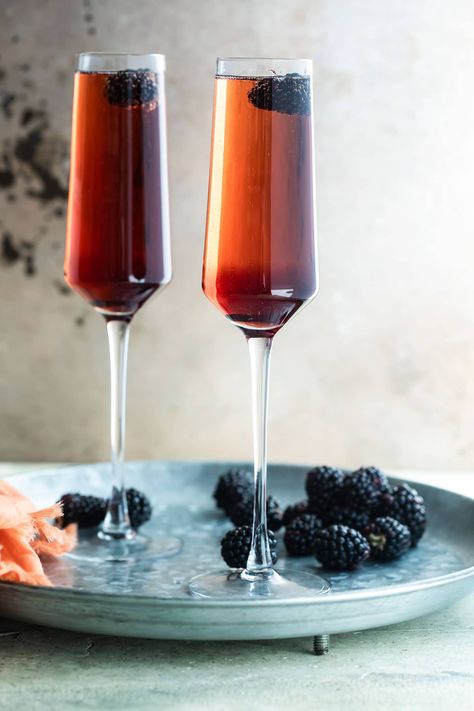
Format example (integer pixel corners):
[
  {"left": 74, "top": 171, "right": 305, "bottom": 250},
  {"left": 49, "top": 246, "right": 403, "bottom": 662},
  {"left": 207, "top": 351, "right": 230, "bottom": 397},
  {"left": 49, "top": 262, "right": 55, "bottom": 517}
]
[{"left": 0, "top": 461, "right": 472, "bottom": 640}]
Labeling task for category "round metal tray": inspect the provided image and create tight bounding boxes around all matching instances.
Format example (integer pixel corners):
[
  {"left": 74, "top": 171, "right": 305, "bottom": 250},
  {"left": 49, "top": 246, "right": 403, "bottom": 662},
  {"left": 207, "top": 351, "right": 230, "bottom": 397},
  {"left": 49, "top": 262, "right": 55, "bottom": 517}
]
[{"left": 0, "top": 461, "right": 472, "bottom": 640}]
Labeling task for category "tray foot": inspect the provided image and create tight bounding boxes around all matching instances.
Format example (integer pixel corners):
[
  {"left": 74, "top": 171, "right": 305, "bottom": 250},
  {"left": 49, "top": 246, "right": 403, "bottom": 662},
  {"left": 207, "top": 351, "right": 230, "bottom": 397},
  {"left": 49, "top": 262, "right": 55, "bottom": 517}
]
[{"left": 313, "top": 634, "right": 330, "bottom": 655}]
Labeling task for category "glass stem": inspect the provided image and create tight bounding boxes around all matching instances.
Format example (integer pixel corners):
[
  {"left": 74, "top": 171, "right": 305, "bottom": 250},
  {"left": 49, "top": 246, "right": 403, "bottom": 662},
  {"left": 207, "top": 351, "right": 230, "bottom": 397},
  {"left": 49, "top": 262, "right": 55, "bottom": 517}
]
[
  {"left": 100, "top": 318, "right": 133, "bottom": 540},
  {"left": 243, "top": 335, "right": 274, "bottom": 579}
]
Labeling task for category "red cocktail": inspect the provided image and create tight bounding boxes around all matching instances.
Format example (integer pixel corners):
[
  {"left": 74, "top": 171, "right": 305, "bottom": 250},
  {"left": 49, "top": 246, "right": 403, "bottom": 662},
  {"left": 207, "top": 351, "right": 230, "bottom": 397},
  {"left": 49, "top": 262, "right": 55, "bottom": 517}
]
[
  {"left": 203, "top": 73, "right": 317, "bottom": 335},
  {"left": 190, "top": 58, "right": 326, "bottom": 600},
  {"left": 65, "top": 66, "right": 171, "bottom": 318},
  {"left": 64, "top": 53, "right": 177, "bottom": 562}
]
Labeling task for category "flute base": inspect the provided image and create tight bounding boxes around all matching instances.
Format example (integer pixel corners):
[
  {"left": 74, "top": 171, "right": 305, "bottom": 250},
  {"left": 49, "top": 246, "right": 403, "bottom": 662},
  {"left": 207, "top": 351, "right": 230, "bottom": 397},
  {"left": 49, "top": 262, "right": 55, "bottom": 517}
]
[
  {"left": 188, "top": 568, "right": 330, "bottom": 600},
  {"left": 66, "top": 528, "right": 182, "bottom": 564}
]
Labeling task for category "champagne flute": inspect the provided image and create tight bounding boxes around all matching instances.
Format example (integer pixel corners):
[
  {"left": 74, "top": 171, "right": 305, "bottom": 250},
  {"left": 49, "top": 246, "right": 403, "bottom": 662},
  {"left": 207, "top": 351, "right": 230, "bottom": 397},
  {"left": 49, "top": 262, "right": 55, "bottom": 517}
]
[
  {"left": 189, "top": 58, "right": 329, "bottom": 598},
  {"left": 64, "top": 53, "right": 180, "bottom": 562}
]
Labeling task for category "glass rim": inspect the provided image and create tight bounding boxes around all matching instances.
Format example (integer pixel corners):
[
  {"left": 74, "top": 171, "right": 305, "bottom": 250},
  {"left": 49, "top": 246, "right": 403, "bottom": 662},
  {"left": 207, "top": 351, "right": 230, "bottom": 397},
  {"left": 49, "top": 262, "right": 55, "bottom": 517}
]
[
  {"left": 76, "top": 52, "right": 166, "bottom": 73},
  {"left": 216, "top": 57, "right": 312, "bottom": 77},
  {"left": 216, "top": 56, "right": 312, "bottom": 62},
  {"left": 76, "top": 52, "right": 165, "bottom": 58}
]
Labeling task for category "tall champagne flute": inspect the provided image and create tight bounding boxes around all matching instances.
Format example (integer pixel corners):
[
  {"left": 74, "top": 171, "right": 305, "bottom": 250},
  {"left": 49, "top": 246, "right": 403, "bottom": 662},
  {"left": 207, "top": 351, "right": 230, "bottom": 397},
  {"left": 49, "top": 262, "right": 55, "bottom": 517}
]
[
  {"left": 65, "top": 53, "right": 180, "bottom": 561},
  {"left": 189, "top": 58, "right": 329, "bottom": 598}
]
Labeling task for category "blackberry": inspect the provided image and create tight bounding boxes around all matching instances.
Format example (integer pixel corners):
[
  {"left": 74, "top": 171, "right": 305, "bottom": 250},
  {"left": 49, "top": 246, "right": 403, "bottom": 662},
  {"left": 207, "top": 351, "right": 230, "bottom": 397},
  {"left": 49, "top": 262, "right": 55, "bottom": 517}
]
[
  {"left": 213, "top": 468, "right": 253, "bottom": 514},
  {"left": 305, "top": 466, "right": 345, "bottom": 515},
  {"left": 284, "top": 513, "right": 322, "bottom": 557},
  {"left": 379, "top": 484, "right": 426, "bottom": 546},
  {"left": 282, "top": 500, "right": 309, "bottom": 526},
  {"left": 104, "top": 69, "right": 158, "bottom": 109},
  {"left": 248, "top": 73, "right": 311, "bottom": 116},
  {"left": 126, "top": 488, "right": 152, "bottom": 530},
  {"left": 229, "top": 494, "right": 283, "bottom": 531},
  {"left": 323, "top": 505, "right": 370, "bottom": 533},
  {"left": 314, "top": 525, "right": 370, "bottom": 571},
  {"left": 57, "top": 493, "right": 106, "bottom": 528},
  {"left": 342, "top": 466, "right": 390, "bottom": 512},
  {"left": 365, "top": 516, "right": 411, "bottom": 561},
  {"left": 221, "top": 526, "right": 278, "bottom": 569}
]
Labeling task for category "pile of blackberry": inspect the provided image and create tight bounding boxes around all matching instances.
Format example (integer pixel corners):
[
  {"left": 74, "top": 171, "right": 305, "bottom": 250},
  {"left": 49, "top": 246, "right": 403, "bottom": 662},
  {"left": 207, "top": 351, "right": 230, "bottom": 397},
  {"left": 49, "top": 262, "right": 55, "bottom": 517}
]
[
  {"left": 213, "top": 468, "right": 284, "bottom": 531},
  {"left": 213, "top": 468, "right": 283, "bottom": 568},
  {"left": 293, "top": 465, "right": 426, "bottom": 570},
  {"left": 214, "top": 465, "right": 427, "bottom": 572},
  {"left": 57, "top": 488, "right": 152, "bottom": 531}
]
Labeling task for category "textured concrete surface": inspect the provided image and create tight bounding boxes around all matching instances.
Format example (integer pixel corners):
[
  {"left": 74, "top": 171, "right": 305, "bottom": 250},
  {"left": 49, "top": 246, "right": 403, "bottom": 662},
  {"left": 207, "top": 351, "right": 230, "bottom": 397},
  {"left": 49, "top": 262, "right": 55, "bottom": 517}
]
[
  {"left": 0, "top": 596, "right": 473, "bottom": 710},
  {"left": 1, "top": 1, "right": 474, "bottom": 469}
]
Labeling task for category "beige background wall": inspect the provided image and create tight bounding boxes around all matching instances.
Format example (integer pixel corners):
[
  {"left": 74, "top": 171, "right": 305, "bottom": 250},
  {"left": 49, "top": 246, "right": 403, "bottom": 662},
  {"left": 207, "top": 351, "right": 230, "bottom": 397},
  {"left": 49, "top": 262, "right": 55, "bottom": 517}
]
[{"left": 1, "top": 0, "right": 474, "bottom": 469}]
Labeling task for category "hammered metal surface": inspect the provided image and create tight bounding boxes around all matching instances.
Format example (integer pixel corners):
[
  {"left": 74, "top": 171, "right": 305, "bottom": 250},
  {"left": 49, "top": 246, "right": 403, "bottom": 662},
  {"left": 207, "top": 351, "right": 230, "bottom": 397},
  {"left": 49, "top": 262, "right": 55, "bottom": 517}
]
[
  {"left": 0, "top": 462, "right": 473, "bottom": 639},
  {"left": 8, "top": 461, "right": 473, "bottom": 597}
]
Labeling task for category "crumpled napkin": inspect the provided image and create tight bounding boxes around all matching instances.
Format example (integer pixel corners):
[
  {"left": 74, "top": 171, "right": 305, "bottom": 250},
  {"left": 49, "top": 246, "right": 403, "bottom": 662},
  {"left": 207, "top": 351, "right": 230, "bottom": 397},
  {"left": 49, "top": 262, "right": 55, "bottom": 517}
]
[{"left": 0, "top": 479, "right": 76, "bottom": 586}]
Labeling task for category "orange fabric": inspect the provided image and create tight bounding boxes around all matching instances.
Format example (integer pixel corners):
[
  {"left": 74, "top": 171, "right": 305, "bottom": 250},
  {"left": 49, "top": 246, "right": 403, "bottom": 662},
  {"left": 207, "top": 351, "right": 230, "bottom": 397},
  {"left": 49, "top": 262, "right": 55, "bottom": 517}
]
[{"left": 0, "top": 479, "right": 76, "bottom": 586}]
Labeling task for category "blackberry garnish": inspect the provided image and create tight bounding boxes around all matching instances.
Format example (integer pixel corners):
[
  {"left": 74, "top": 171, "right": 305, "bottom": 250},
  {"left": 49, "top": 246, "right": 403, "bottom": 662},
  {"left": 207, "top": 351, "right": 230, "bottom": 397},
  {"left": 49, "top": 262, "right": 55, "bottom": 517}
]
[
  {"left": 213, "top": 468, "right": 253, "bottom": 515},
  {"left": 365, "top": 516, "right": 411, "bottom": 561},
  {"left": 282, "top": 500, "right": 309, "bottom": 526},
  {"left": 104, "top": 69, "right": 158, "bottom": 109},
  {"left": 342, "top": 466, "right": 390, "bottom": 512},
  {"left": 126, "top": 488, "right": 152, "bottom": 530},
  {"left": 379, "top": 484, "right": 427, "bottom": 546},
  {"left": 229, "top": 494, "right": 283, "bottom": 531},
  {"left": 221, "top": 526, "right": 278, "bottom": 569},
  {"left": 284, "top": 513, "right": 322, "bottom": 557},
  {"left": 248, "top": 73, "right": 311, "bottom": 116},
  {"left": 57, "top": 493, "right": 106, "bottom": 528},
  {"left": 323, "top": 505, "right": 370, "bottom": 533},
  {"left": 305, "top": 466, "right": 345, "bottom": 515},
  {"left": 314, "top": 525, "right": 370, "bottom": 571}
]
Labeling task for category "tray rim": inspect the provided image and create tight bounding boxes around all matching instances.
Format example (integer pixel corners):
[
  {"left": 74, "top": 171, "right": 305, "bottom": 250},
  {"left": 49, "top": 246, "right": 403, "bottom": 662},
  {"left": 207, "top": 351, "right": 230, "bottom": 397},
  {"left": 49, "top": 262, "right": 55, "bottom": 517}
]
[{"left": 1, "top": 460, "right": 473, "bottom": 607}]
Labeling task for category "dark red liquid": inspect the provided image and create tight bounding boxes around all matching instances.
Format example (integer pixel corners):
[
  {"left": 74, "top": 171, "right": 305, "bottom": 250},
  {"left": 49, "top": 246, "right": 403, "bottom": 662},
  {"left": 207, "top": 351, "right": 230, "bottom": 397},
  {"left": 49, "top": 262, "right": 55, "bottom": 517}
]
[
  {"left": 65, "top": 71, "right": 171, "bottom": 318},
  {"left": 203, "top": 76, "right": 317, "bottom": 336}
]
